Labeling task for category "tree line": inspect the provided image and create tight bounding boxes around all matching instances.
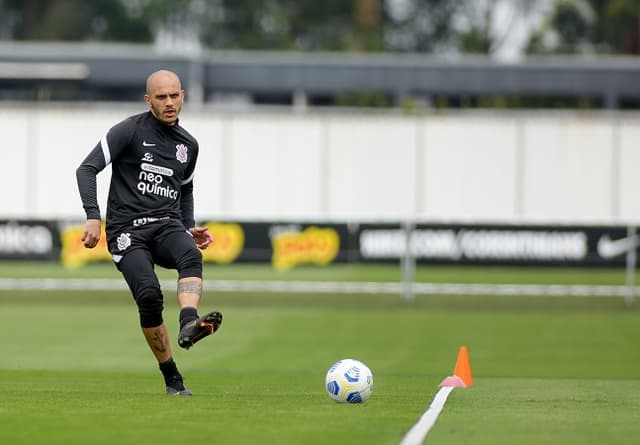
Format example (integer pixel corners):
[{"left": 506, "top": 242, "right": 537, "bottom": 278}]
[{"left": 1, "top": 0, "right": 638, "bottom": 57}]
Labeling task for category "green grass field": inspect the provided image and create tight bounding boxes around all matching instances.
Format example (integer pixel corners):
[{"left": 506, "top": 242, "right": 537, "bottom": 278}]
[{"left": 1, "top": 262, "right": 639, "bottom": 445}]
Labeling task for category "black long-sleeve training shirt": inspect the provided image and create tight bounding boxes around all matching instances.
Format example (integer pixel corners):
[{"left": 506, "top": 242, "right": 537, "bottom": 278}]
[{"left": 76, "top": 111, "right": 199, "bottom": 235}]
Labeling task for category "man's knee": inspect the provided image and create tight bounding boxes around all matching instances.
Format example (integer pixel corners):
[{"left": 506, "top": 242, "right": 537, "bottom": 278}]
[
  {"left": 176, "top": 246, "right": 202, "bottom": 279},
  {"left": 135, "top": 282, "right": 164, "bottom": 328}
]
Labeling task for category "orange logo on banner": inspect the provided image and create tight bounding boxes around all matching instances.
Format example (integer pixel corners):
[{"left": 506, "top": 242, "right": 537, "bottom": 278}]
[
  {"left": 272, "top": 227, "right": 340, "bottom": 271},
  {"left": 60, "top": 223, "right": 111, "bottom": 268},
  {"left": 201, "top": 222, "right": 245, "bottom": 264}
]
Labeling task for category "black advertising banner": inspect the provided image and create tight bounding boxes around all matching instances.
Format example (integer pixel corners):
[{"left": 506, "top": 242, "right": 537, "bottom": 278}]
[
  {"left": 1, "top": 219, "right": 636, "bottom": 268},
  {"left": 356, "top": 223, "right": 634, "bottom": 267},
  {"left": 55, "top": 220, "right": 352, "bottom": 268},
  {"left": 201, "top": 221, "right": 638, "bottom": 267},
  {"left": 0, "top": 220, "right": 60, "bottom": 260}
]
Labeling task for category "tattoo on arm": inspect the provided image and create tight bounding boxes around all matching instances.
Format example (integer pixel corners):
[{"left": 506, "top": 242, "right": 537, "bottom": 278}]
[
  {"left": 151, "top": 329, "right": 167, "bottom": 353},
  {"left": 178, "top": 281, "right": 202, "bottom": 296}
]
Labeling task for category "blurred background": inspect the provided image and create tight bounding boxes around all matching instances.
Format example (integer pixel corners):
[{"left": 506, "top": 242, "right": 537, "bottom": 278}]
[
  {"left": 2, "top": 0, "right": 640, "bottom": 106},
  {"left": 2, "top": 0, "right": 640, "bottom": 299}
]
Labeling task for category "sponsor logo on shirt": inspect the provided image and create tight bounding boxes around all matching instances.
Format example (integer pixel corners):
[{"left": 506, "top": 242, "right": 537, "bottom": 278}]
[
  {"left": 133, "top": 216, "right": 170, "bottom": 227},
  {"left": 141, "top": 163, "right": 173, "bottom": 177},
  {"left": 137, "top": 162, "right": 178, "bottom": 200}
]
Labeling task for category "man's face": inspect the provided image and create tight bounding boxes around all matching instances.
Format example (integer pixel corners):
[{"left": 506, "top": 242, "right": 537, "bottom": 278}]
[{"left": 144, "top": 74, "right": 184, "bottom": 125}]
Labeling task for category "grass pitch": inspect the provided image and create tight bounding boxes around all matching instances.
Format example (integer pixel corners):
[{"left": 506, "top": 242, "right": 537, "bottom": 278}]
[{"left": 0, "top": 263, "right": 639, "bottom": 445}]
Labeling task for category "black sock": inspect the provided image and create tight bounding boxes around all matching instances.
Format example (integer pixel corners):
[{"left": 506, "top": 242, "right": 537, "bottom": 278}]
[
  {"left": 159, "top": 358, "right": 183, "bottom": 387},
  {"left": 179, "top": 307, "right": 198, "bottom": 329}
]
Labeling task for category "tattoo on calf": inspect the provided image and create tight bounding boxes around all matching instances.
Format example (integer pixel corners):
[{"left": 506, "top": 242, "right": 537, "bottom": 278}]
[
  {"left": 152, "top": 329, "right": 167, "bottom": 353},
  {"left": 178, "top": 281, "right": 202, "bottom": 296}
]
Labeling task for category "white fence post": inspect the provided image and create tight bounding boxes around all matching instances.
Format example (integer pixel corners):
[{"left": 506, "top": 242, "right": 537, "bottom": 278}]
[
  {"left": 401, "top": 221, "right": 415, "bottom": 303},
  {"left": 625, "top": 225, "right": 637, "bottom": 306}
]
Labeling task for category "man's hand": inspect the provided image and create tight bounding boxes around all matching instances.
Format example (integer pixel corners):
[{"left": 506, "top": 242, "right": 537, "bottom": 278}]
[
  {"left": 82, "top": 219, "right": 101, "bottom": 248},
  {"left": 189, "top": 226, "right": 213, "bottom": 249}
]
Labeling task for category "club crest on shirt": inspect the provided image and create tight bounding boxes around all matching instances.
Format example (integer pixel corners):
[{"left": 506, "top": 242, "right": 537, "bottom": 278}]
[
  {"left": 176, "top": 144, "right": 188, "bottom": 164},
  {"left": 117, "top": 232, "right": 132, "bottom": 251}
]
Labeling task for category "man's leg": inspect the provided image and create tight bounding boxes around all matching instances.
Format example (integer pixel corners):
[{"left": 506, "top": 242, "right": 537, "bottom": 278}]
[
  {"left": 154, "top": 230, "right": 222, "bottom": 349},
  {"left": 140, "top": 323, "right": 191, "bottom": 395},
  {"left": 117, "top": 248, "right": 191, "bottom": 395},
  {"left": 141, "top": 322, "right": 171, "bottom": 362},
  {"left": 177, "top": 276, "right": 202, "bottom": 311}
]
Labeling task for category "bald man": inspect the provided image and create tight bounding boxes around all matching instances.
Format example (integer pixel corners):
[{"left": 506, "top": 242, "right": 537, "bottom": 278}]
[{"left": 76, "top": 70, "right": 222, "bottom": 396}]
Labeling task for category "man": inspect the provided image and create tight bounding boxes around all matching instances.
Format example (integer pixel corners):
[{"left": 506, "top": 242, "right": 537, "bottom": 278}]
[{"left": 76, "top": 69, "right": 222, "bottom": 396}]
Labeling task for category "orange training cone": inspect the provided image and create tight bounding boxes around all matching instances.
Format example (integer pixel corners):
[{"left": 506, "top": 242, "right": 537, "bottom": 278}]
[
  {"left": 453, "top": 345, "right": 473, "bottom": 387},
  {"left": 440, "top": 345, "right": 473, "bottom": 388}
]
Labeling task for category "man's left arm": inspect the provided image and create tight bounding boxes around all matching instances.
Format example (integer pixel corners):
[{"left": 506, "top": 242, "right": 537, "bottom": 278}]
[
  {"left": 180, "top": 180, "right": 195, "bottom": 230},
  {"left": 180, "top": 175, "right": 212, "bottom": 250}
]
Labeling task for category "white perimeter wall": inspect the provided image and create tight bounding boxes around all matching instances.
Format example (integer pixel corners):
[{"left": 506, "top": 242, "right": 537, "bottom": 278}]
[{"left": 2, "top": 104, "right": 640, "bottom": 224}]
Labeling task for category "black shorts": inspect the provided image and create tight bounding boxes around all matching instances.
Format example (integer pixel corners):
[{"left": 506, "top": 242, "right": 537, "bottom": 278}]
[{"left": 107, "top": 219, "right": 199, "bottom": 273}]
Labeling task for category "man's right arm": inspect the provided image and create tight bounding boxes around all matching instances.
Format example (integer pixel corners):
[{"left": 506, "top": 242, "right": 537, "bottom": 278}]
[
  {"left": 76, "top": 143, "right": 106, "bottom": 221},
  {"left": 76, "top": 119, "right": 134, "bottom": 248},
  {"left": 76, "top": 143, "right": 107, "bottom": 248}
]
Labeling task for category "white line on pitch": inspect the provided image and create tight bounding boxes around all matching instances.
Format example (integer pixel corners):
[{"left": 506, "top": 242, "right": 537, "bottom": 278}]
[
  {"left": 0, "top": 278, "right": 634, "bottom": 297},
  {"left": 399, "top": 386, "right": 455, "bottom": 445}
]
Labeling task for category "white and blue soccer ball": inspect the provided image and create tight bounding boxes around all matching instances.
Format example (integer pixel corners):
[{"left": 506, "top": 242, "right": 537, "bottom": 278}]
[{"left": 325, "top": 358, "right": 374, "bottom": 403}]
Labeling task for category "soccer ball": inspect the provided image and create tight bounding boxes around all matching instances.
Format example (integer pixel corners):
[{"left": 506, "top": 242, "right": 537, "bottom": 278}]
[{"left": 325, "top": 359, "right": 374, "bottom": 403}]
